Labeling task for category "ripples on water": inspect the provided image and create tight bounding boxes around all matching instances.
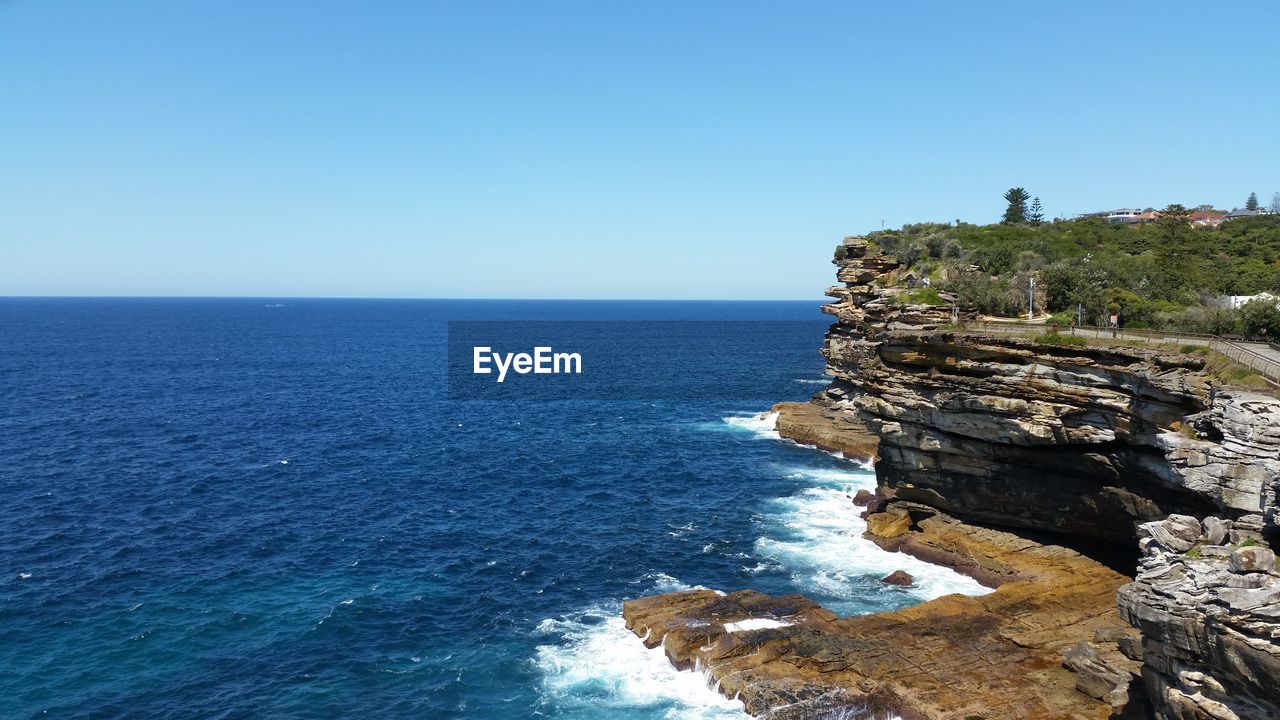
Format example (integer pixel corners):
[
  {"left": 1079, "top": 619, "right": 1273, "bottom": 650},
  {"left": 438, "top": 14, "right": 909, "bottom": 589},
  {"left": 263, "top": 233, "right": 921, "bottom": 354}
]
[{"left": 0, "top": 300, "right": 986, "bottom": 719}]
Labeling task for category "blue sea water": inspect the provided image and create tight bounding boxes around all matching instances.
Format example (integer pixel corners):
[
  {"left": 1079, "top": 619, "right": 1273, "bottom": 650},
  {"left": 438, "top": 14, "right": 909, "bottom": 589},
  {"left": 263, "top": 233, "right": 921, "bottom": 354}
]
[{"left": 0, "top": 299, "right": 986, "bottom": 720}]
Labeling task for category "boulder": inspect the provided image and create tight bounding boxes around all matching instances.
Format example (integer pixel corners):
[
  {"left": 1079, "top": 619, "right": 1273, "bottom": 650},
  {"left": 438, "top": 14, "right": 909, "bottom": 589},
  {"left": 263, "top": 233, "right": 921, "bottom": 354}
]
[
  {"left": 1061, "top": 641, "right": 1133, "bottom": 713},
  {"left": 1147, "top": 514, "right": 1202, "bottom": 553},
  {"left": 1202, "top": 516, "right": 1231, "bottom": 546},
  {"left": 851, "top": 489, "right": 875, "bottom": 506},
  {"left": 880, "top": 570, "right": 914, "bottom": 586},
  {"left": 1229, "top": 545, "right": 1276, "bottom": 575}
]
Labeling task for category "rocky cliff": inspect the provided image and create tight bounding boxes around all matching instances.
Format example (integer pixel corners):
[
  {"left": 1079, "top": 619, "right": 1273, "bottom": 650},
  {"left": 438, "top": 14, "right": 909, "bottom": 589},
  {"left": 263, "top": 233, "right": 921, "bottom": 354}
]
[
  {"left": 625, "top": 237, "right": 1280, "bottom": 719},
  {"left": 815, "top": 237, "right": 1280, "bottom": 718},
  {"left": 1118, "top": 514, "right": 1280, "bottom": 720},
  {"left": 820, "top": 238, "right": 1278, "bottom": 547}
]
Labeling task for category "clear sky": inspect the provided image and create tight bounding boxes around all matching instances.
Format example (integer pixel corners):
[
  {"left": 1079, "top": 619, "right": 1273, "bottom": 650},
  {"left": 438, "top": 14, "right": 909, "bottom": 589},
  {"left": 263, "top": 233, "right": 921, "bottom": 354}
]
[{"left": 2, "top": 1, "right": 1278, "bottom": 299}]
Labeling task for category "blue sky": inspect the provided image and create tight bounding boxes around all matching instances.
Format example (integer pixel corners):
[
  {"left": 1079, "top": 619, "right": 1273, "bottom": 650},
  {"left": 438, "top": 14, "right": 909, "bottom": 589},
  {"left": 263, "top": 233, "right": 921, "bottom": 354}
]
[{"left": 2, "top": 1, "right": 1277, "bottom": 299}]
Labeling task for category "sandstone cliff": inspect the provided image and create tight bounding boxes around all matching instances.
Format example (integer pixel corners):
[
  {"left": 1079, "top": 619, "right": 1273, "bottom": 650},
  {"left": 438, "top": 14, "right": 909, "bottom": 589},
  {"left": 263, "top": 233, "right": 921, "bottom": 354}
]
[
  {"left": 820, "top": 238, "right": 1277, "bottom": 547},
  {"left": 814, "top": 237, "right": 1280, "bottom": 718},
  {"left": 625, "top": 237, "right": 1280, "bottom": 719}
]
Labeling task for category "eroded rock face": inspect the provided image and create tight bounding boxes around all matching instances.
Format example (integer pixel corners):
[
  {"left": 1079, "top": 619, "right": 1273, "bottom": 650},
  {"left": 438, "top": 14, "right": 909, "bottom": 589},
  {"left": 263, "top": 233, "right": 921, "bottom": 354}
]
[
  {"left": 820, "top": 237, "right": 1280, "bottom": 546},
  {"left": 772, "top": 400, "right": 878, "bottom": 460},
  {"left": 1119, "top": 516, "right": 1280, "bottom": 719},
  {"left": 625, "top": 511, "right": 1140, "bottom": 719},
  {"left": 628, "top": 236, "right": 1280, "bottom": 719},
  {"left": 815, "top": 237, "right": 1280, "bottom": 718}
]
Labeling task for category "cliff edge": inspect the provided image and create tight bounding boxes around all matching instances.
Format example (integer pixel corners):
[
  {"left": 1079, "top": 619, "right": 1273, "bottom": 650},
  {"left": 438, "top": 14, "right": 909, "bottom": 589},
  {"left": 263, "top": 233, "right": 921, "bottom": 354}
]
[{"left": 626, "top": 237, "right": 1280, "bottom": 719}]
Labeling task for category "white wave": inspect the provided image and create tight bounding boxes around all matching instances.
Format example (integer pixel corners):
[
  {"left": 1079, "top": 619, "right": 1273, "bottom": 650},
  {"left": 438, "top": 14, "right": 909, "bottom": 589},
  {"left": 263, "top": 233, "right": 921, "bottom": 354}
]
[
  {"left": 533, "top": 604, "right": 748, "bottom": 719},
  {"left": 721, "top": 411, "right": 779, "bottom": 440},
  {"left": 756, "top": 468, "right": 989, "bottom": 611},
  {"left": 635, "top": 571, "right": 692, "bottom": 595},
  {"left": 783, "top": 466, "right": 877, "bottom": 488},
  {"left": 742, "top": 560, "right": 782, "bottom": 575},
  {"left": 722, "top": 411, "right": 876, "bottom": 468},
  {"left": 793, "top": 378, "right": 831, "bottom": 385},
  {"left": 723, "top": 618, "right": 790, "bottom": 632},
  {"left": 667, "top": 522, "right": 697, "bottom": 537}
]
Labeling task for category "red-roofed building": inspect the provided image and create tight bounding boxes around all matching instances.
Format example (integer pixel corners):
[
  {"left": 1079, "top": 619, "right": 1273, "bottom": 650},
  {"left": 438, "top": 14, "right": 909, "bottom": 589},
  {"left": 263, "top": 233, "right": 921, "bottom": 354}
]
[{"left": 1189, "top": 211, "right": 1226, "bottom": 228}]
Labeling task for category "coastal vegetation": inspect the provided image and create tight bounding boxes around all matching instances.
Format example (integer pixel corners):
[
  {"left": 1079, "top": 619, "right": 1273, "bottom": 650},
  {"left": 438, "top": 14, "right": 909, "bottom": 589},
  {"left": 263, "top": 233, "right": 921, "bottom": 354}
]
[
  {"left": 861, "top": 208, "right": 1280, "bottom": 338},
  {"left": 1033, "top": 332, "right": 1087, "bottom": 347},
  {"left": 894, "top": 287, "right": 945, "bottom": 306},
  {"left": 1182, "top": 344, "right": 1275, "bottom": 391}
]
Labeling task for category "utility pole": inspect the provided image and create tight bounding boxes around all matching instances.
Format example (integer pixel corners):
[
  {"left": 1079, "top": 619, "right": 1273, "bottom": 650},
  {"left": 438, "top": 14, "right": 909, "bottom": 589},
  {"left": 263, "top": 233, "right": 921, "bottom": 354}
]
[
  {"left": 1028, "top": 276, "right": 1035, "bottom": 321},
  {"left": 1077, "top": 303, "right": 1083, "bottom": 327}
]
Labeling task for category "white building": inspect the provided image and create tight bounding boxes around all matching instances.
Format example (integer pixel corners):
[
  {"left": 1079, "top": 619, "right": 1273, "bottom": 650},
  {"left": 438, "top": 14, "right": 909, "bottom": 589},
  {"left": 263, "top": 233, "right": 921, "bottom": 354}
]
[
  {"left": 1105, "top": 208, "right": 1149, "bottom": 224},
  {"left": 1218, "top": 291, "right": 1278, "bottom": 309}
]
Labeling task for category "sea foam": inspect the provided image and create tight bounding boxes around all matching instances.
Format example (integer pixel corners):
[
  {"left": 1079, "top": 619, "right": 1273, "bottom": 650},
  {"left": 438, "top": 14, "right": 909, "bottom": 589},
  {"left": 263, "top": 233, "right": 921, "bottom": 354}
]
[
  {"left": 722, "top": 618, "right": 790, "bottom": 632},
  {"left": 720, "top": 411, "right": 779, "bottom": 440},
  {"left": 533, "top": 599, "right": 748, "bottom": 719},
  {"left": 756, "top": 466, "right": 989, "bottom": 613}
]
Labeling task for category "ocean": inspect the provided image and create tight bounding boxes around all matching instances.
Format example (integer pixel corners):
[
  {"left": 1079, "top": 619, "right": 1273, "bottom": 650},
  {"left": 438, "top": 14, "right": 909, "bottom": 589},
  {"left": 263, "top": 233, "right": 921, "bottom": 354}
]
[{"left": 0, "top": 299, "right": 987, "bottom": 719}]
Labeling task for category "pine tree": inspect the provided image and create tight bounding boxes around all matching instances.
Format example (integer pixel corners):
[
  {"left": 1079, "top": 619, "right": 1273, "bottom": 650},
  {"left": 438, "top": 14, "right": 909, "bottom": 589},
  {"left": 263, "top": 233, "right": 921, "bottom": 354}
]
[
  {"left": 1002, "top": 187, "right": 1030, "bottom": 225},
  {"left": 1271, "top": 192, "right": 1280, "bottom": 214},
  {"left": 1028, "top": 197, "right": 1045, "bottom": 226},
  {"left": 1246, "top": 192, "right": 1259, "bottom": 211}
]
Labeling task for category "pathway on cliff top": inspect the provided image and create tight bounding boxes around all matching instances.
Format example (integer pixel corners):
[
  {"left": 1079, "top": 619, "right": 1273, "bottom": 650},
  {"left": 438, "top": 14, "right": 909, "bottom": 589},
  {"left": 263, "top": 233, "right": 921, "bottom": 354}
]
[{"left": 971, "top": 320, "right": 1280, "bottom": 385}]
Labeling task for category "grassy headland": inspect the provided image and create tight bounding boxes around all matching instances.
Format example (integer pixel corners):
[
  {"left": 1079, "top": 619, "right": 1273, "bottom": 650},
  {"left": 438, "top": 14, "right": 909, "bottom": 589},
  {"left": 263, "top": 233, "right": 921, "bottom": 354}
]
[{"left": 840, "top": 211, "right": 1280, "bottom": 339}]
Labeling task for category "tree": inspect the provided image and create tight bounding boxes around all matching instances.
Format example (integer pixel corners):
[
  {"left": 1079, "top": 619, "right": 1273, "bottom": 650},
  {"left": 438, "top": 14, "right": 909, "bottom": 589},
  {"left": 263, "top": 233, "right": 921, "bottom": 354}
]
[
  {"left": 899, "top": 240, "right": 926, "bottom": 267},
  {"left": 1246, "top": 192, "right": 1259, "bottom": 211},
  {"left": 1041, "top": 259, "right": 1106, "bottom": 316},
  {"left": 1002, "top": 187, "right": 1030, "bottom": 225},
  {"left": 1149, "top": 204, "right": 1198, "bottom": 298},
  {"left": 1270, "top": 192, "right": 1280, "bottom": 214},
  {"left": 1239, "top": 298, "right": 1280, "bottom": 339},
  {"left": 1155, "top": 203, "right": 1192, "bottom": 234},
  {"left": 1028, "top": 197, "right": 1045, "bottom": 226}
]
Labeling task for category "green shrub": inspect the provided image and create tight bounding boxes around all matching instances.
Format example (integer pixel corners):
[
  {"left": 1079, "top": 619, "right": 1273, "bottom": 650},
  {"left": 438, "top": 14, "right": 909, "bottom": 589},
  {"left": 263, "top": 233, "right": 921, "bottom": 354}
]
[
  {"left": 941, "top": 273, "right": 1017, "bottom": 315},
  {"left": 906, "top": 285, "right": 947, "bottom": 302},
  {"left": 896, "top": 287, "right": 945, "bottom": 306},
  {"left": 1049, "top": 309, "right": 1077, "bottom": 327}
]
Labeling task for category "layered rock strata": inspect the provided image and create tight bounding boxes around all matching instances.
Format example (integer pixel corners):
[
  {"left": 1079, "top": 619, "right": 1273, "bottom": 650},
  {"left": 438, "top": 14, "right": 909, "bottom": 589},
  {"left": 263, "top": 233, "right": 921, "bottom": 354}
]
[
  {"left": 772, "top": 400, "right": 879, "bottom": 460},
  {"left": 820, "top": 240, "right": 1277, "bottom": 546},
  {"left": 1119, "top": 515, "right": 1280, "bottom": 720},
  {"left": 627, "top": 236, "right": 1279, "bottom": 719},
  {"left": 625, "top": 510, "right": 1143, "bottom": 719}
]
